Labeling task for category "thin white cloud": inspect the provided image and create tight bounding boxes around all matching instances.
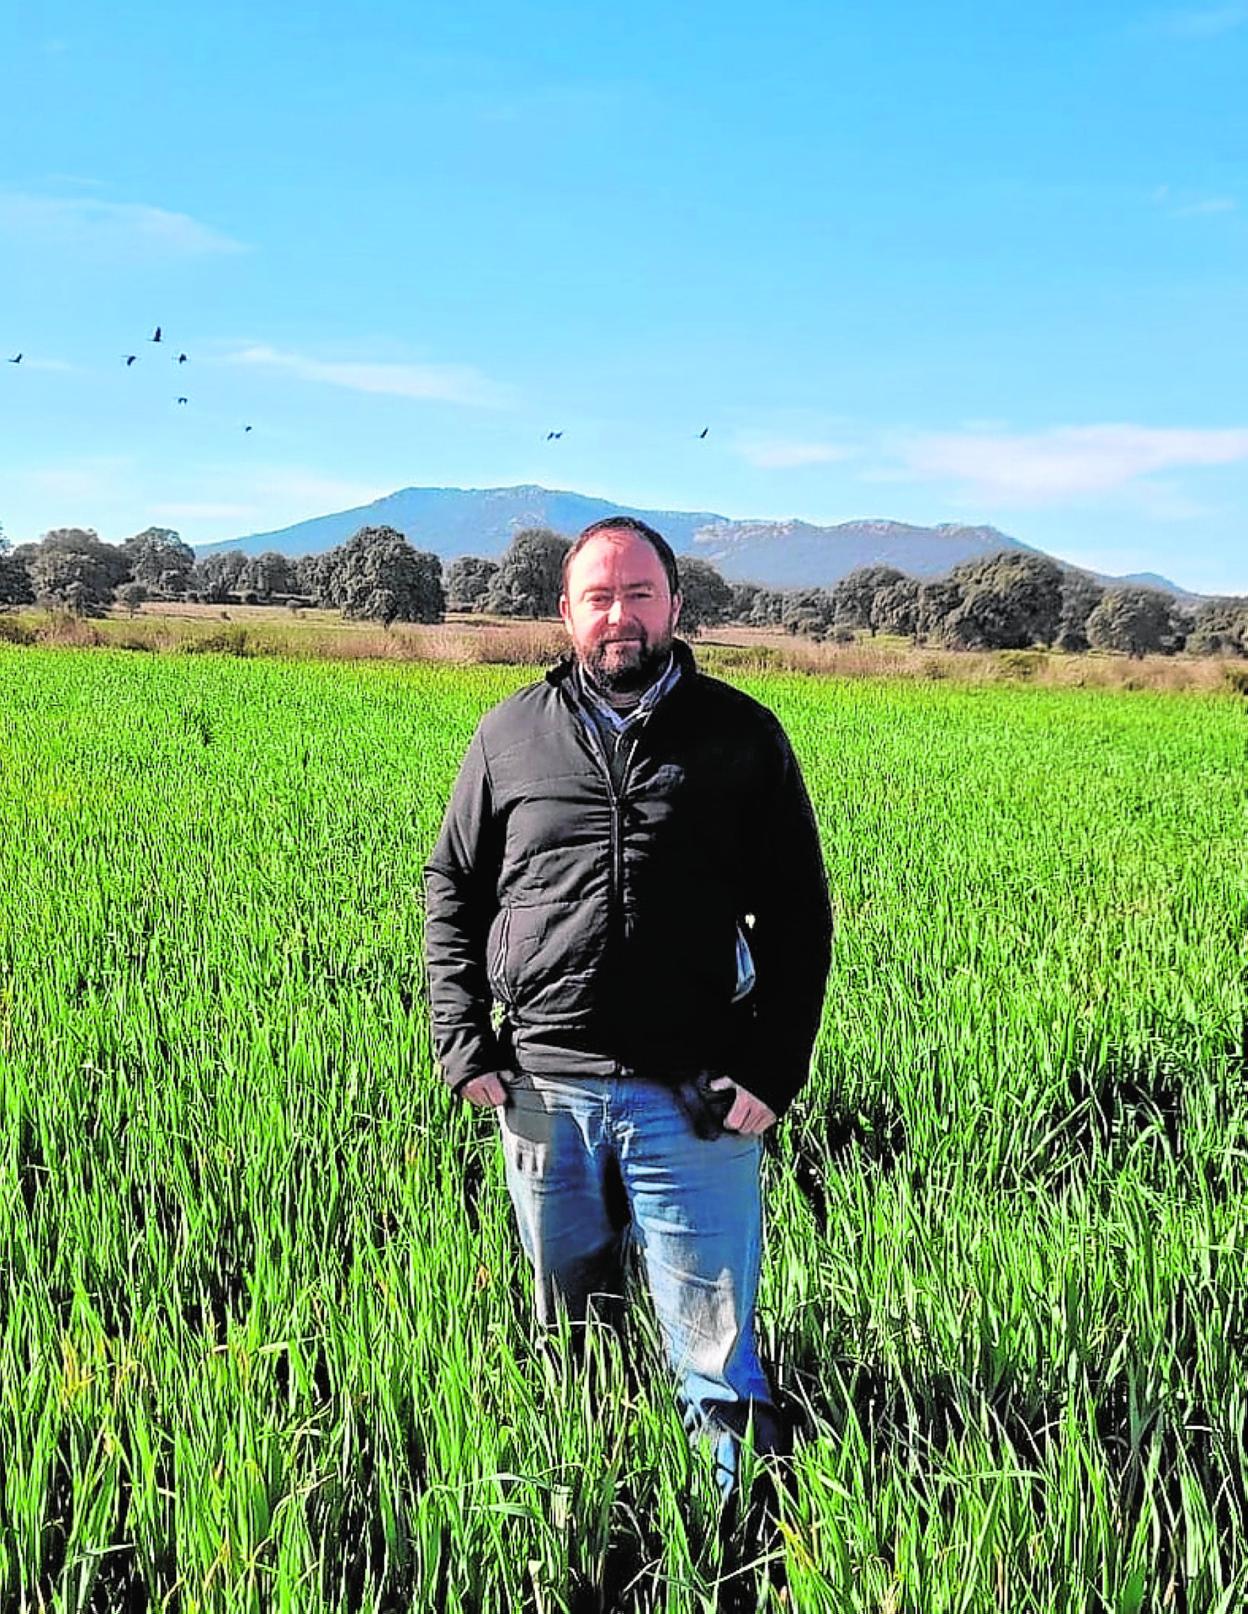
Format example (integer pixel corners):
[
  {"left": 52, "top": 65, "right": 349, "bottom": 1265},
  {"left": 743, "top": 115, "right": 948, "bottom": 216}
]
[
  {"left": 469, "top": 83, "right": 629, "bottom": 125},
  {"left": 1155, "top": 2, "right": 1248, "bottom": 35},
  {"left": 1121, "top": 480, "right": 1216, "bottom": 522},
  {"left": 1151, "top": 184, "right": 1238, "bottom": 218},
  {"left": 229, "top": 344, "right": 512, "bottom": 409},
  {"left": 247, "top": 468, "right": 391, "bottom": 513},
  {"left": 1172, "top": 196, "right": 1238, "bottom": 216},
  {"left": 22, "top": 456, "right": 134, "bottom": 504},
  {"left": 957, "top": 417, "right": 1011, "bottom": 434},
  {"left": 40, "top": 174, "right": 107, "bottom": 190},
  {"left": 0, "top": 192, "right": 246, "bottom": 256},
  {"left": 3, "top": 456, "right": 390, "bottom": 544},
  {"left": 735, "top": 436, "right": 857, "bottom": 470},
  {"left": 160, "top": 473, "right": 396, "bottom": 543},
  {"left": 895, "top": 424, "right": 1248, "bottom": 504},
  {"left": 156, "top": 468, "right": 393, "bottom": 531},
  {"left": 152, "top": 502, "right": 258, "bottom": 522}
]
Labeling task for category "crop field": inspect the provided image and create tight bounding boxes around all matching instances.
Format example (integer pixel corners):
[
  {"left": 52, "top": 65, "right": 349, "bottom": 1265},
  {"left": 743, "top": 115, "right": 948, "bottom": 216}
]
[{"left": 1, "top": 645, "right": 1246, "bottom": 1613}]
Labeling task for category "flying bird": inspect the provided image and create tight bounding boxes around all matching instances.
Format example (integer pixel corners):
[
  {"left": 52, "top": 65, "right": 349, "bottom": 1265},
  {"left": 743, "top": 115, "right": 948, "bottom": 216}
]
[
  {"left": 150, "top": 326, "right": 162, "bottom": 343},
  {"left": 698, "top": 427, "right": 709, "bottom": 439},
  {"left": 9, "top": 353, "right": 21, "bottom": 364},
  {"left": 176, "top": 353, "right": 188, "bottom": 364},
  {"left": 176, "top": 396, "right": 188, "bottom": 405},
  {"left": 123, "top": 355, "right": 137, "bottom": 366},
  {"left": 243, "top": 424, "right": 253, "bottom": 432},
  {"left": 545, "top": 430, "right": 563, "bottom": 440}
]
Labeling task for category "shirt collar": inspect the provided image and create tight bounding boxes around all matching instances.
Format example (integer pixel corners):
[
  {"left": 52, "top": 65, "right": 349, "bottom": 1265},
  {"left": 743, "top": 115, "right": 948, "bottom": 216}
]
[{"left": 574, "top": 649, "right": 681, "bottom": 730}]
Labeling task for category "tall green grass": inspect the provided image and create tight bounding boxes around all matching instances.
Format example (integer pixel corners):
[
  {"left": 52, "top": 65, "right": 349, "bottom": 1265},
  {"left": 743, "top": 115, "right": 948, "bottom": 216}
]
[{"left": 1, "top": 647, "right": 1245, "bottom": 1611}]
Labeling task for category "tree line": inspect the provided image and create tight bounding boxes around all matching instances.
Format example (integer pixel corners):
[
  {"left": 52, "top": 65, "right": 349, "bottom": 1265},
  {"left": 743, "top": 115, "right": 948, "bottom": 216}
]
[
  {"left": 0, "top": 524, "right": 447, "bottom": 628},
  {"left": 2, "top": 523, "right": 1245, "bottom": 659}
]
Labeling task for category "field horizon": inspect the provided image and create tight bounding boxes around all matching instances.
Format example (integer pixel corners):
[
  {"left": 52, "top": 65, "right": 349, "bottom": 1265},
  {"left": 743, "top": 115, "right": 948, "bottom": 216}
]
[{"left": 2, "top": 601, "right": 1242, "bottom": 699}]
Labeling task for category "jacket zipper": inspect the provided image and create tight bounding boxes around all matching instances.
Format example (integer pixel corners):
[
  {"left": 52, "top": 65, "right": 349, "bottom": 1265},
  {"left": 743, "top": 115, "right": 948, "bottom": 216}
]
[
  {"left": 569, "top": 711, "right": 637, "bottom": 939},
  {"left": 612, "top": 731, "right": 639, "bottom": 939}
]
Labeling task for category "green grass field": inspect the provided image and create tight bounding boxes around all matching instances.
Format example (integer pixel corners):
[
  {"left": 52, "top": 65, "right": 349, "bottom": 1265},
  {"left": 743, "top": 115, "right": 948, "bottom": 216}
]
[{"left": 2, "top": 646, "right": 1245, "bottom": 1612}]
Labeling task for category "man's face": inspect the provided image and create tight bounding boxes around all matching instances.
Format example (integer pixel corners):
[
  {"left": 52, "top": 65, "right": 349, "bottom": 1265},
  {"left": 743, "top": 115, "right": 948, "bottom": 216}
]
[{"left": 559, "top": 531, "right": 682, "bottom": 694}]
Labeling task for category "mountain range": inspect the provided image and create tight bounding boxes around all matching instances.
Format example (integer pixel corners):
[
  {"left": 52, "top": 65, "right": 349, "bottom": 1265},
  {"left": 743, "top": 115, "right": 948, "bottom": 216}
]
[{"left": 196, "top": 484, "right": 1189, "bottom": 595}]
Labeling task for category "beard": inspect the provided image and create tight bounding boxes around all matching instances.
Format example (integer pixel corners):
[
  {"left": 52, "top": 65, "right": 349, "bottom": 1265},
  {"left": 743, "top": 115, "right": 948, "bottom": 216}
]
[{"left": 578, "top": 619, "right": 675, "bottom": 695}]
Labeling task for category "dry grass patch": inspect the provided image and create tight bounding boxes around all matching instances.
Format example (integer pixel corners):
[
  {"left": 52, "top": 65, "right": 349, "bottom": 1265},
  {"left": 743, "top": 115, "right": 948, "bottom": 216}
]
[{"left": 2, "top": 604, "right": 1242, "bottom": 693}]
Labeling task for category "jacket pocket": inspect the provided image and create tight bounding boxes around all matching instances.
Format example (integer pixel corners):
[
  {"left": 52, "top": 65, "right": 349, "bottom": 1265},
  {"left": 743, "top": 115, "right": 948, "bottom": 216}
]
[
  {"left": 488, "top": 906, "right": 513, "bottom": 1005},
  {"left": 501, "top": 898, "right": 606, "bottom": 1025}
]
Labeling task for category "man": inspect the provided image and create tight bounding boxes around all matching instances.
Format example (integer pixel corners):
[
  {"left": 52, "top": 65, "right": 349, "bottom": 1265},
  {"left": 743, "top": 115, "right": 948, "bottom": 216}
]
[{"left": 424, "top": 516, "right": 832, "bottom": 1499}]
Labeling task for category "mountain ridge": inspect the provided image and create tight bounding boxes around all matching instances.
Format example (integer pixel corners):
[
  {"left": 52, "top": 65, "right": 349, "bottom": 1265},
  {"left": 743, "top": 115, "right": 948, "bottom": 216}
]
[{"left": 195, "top": 483, "right": 1191, "bottom": 596}]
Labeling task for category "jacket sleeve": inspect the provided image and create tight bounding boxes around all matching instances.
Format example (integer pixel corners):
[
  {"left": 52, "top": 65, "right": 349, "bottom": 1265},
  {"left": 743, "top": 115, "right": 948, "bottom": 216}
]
[
  {"left": 734, "top": 720, "right": 833, "bottom": 1117},
  {"left": 423, "top": 727, "right": 506, "bottom": 1095}
]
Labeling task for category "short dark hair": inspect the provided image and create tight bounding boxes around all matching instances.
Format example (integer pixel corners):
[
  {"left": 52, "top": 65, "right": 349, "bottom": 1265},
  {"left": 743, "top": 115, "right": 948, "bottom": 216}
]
[{"left": 561, "top": 515, "right": 680, "bottom": 601}]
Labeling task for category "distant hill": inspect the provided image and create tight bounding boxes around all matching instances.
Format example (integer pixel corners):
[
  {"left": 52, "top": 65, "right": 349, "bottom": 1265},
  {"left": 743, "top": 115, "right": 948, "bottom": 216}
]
[
  {"left": 197, "top": 483, "right": 1190, "bottom": 596},
  {"left": 1117, "top": 571, "right": 1203, "bottom": 605},
  {"left": 689, "top": 517, "right": 1044, "bottom": 587},
  {"left": 199, "top": 485, "right": 724, "bottom": 566}
]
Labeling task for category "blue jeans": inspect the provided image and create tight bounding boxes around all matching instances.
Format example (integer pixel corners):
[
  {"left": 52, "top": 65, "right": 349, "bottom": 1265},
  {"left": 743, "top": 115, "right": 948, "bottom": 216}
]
[{"left": 497, "top": 1071, "right": 783, "bottom": 1499}]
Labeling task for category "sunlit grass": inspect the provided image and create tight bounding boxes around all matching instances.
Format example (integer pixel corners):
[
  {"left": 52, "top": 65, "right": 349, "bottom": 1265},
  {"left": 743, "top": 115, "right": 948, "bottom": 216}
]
[{"left": 1, "top": 646, "right": 1245, "bottom": 1610}]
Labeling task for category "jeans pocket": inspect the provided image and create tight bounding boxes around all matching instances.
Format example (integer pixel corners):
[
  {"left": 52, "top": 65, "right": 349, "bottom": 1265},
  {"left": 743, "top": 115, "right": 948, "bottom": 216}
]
[{"left": 675, "top": 1073, "right": 735, "bottom": 1140}]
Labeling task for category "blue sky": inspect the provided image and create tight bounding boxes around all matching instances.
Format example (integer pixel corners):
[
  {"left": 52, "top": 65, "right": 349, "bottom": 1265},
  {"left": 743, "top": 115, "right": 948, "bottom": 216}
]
[{"left": 2, "top": 0, "right": 1245, "bottom": 592}]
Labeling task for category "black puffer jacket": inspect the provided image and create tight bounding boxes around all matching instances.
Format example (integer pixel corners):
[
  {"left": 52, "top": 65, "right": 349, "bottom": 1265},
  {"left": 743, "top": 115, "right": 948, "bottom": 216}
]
[{"left": 423, "top": 640, "right": 833, "bottom": 1117}]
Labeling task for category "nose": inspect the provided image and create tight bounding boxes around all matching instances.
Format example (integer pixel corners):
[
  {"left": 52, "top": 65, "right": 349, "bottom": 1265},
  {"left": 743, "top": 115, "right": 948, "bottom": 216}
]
[{"left": 607, "top": 598, "right": 625, "bottom": 624}]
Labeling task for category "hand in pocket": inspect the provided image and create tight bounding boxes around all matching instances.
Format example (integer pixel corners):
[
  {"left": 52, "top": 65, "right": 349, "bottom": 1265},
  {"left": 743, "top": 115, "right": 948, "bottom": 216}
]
[
  {"left": 707, "top": 1075, "right": 777, "bottom": 1136},
  {"left": 674, "top": 1071, "right": 736, "bottom": 1139},
  {"left": 460, "top": 1072, "right": 511, "bottom": 1108}
]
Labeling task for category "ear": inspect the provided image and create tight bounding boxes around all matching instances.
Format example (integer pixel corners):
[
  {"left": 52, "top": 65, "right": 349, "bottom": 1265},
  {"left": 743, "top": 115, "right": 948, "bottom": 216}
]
[
  {"left": 558, "top": 593, "right": 572, "bottom": 634},
  {"left": 671, "top": 590, "right": 682, "bottom": 629}
]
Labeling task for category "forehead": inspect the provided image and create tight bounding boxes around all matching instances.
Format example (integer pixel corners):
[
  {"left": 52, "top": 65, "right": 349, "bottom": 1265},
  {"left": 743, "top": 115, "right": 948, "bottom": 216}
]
[{"left": 567, "top": 532, "right": 669, "bottom": 594}]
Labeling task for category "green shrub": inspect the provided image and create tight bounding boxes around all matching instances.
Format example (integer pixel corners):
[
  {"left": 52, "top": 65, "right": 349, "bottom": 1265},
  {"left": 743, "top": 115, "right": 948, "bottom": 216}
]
[
  {"left": 183, "top": 625, "right": 254, "bottom": 656},
  {"left": 699, "top": 644, "right": 781, "bottom": 671},
  {"left": 1223, "top": 664, "right": 1248, "bottom": 696},
  {"left": 0, "top": 616, "right": 36, "bottom": 646},
  {"left": 996, "top": 649, "right": 1047, "bottom": 680}
]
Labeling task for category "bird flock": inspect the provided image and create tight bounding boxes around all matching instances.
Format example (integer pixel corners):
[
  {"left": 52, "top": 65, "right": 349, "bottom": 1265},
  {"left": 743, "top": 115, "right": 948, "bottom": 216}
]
[
  {"left": 8, "top": 326, "right": 255, "bottom": 434},
  {"left": 8, "top": 328, "right": 712, "bottom": 444}
]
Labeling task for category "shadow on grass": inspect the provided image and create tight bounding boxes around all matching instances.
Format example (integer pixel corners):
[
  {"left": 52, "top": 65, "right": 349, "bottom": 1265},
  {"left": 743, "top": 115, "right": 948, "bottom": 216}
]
[
  {"left": 1023, "top": 1036, "right": 1248, "bottom": 1199},
  {"left": 777, "top": 1331, "right": 1248, "bottom": 1603},
  {"left": 776, "top": 1096, "right": 908, "bottom": 1233}
]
